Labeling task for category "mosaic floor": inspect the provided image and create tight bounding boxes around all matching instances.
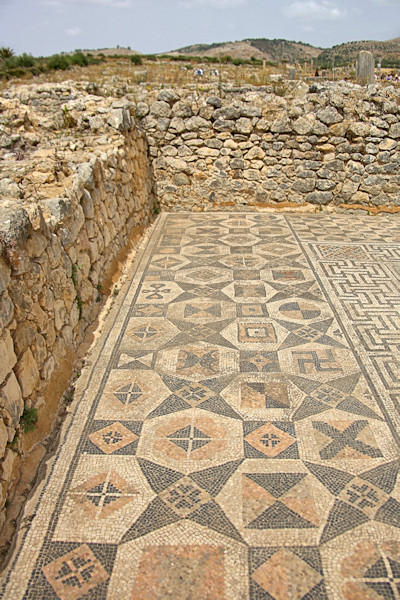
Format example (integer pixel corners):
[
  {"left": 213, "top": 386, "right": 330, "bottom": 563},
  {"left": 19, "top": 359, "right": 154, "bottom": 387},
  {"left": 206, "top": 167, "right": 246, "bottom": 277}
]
[{"left": 3, "top": 212, "right": 400, "bottom": 599}]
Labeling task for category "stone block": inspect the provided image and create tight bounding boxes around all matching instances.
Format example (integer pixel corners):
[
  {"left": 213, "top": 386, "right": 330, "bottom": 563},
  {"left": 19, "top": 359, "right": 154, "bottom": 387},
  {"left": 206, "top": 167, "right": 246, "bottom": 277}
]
[
  {"left": 292, "top": 179, "right": 316, "bottom": 193},
  {"left": 235, "top": 118, "right": 253, "bottom": 135},
  {"left": 0, "top": 258, "right": 11, "bottom": 295},
  {"left": 196, "top": 147, "right": 220, "bottom": 158},
  {"left": 0, "top": 330, "right": 17, "bottom": 386},
  {"left": 1, "top": 448, "right": 17, "bottom": 482},
  {"left": 389, "top": 123, "right": 400, "bottom": 139},
  {"left": 351, "top": 191, "right": 370, "bottom": 204},
  {"left": 0, "top": 293, "right": 14, "bottom": 329},
  {"left": 14, "top": 348, "right": 39, "bottom": 398},
  {"left": 206, "top": 96, "right": 222, "bottom": 108},
  {"left": 13, "top": 321, "right": 37, "bottom": 357},
  {"left": 239, "top": 105, "right": 262, "bottom": 118},
  {"left": 108, "top": 108, "right": 132, "bottom": 131},
  {"left": 214, "top": 106, "right": 241, "bottom": 120},
  {"left": 356, "top": 51, "right": 375, "bottom": 85},
  {"left": 316, "top": 106, "right": 343, "bottom": 125},
  {"left": 186, "top": 116, "right": 209, "bottom": 131},
  {"left": 0, "top": 421, "right": 8, "bottom": 459},
  {"left": 150, "top": 101, "right": 171, "bottom": 119},
  {"left": 306, "top": 191, "right": 333, "bottom": 205},
  {"left": 292, "top": 116, "right": 314, "bottom": 135},
  {"left": 0, "top": 204, "right": 32, "bottom": 274},
  {"left": 0, "top": 372, "right": 23, "bottom": 428}
]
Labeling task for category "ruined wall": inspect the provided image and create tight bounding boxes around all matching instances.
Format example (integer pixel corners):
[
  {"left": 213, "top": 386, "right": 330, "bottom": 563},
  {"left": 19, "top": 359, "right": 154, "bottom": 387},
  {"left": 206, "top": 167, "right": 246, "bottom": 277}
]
[
  {"left": 0, "top": 83, "right": 156, "bottom": 539},
  {"left": 136, "top": 81, "right": 400, "bottom": 211}
]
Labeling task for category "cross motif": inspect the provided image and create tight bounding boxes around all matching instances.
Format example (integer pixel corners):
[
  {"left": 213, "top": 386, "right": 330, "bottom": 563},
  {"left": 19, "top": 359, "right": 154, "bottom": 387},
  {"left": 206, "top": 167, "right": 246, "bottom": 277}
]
[
  {"left": 345, "top": 483, "right": 382, "bottom": 510},
  {"left": 260, "top": 433, "right": 281, "bottom": 448}
]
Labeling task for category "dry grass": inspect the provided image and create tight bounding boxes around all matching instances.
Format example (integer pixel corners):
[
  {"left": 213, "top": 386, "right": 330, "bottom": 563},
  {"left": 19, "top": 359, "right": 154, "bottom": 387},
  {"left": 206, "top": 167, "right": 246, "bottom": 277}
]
[
  {"left": 3, "top": 55, "right": 394, "bottom": 92},
  {"left": 0, "top": 57, "right": 296, "bottom": 90}
]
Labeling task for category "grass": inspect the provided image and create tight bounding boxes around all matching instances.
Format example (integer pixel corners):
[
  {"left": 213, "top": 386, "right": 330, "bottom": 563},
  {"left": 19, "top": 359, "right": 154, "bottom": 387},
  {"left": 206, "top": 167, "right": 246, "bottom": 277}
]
[
  {"left": 1, "top": 50, "right": 397, "bottom": 93},
  {"left": 20, "top": 408, "right": 39, "bottom": 433}
]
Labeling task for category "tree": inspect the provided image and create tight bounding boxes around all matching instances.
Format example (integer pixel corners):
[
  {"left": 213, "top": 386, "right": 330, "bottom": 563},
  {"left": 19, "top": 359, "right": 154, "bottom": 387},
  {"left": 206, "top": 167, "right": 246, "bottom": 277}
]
[{"left": 0, "top": 47, "right": 15, "bottom": 61}]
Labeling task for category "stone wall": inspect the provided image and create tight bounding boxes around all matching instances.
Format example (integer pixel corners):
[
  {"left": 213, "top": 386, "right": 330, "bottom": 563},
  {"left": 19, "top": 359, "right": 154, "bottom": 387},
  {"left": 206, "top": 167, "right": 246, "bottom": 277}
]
[
  {"left": 135, "top": 81, "right": 400, "bottom": 212},
  {"left": 0, "top": 83, "right": 156, "bottom": 541}
]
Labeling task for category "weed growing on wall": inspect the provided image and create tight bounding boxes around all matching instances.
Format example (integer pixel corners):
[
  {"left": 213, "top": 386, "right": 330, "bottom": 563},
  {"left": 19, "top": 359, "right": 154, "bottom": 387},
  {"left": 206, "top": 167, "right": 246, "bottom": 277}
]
[{"left": 20, "top": 408, "right": 39, "bottom": 433}]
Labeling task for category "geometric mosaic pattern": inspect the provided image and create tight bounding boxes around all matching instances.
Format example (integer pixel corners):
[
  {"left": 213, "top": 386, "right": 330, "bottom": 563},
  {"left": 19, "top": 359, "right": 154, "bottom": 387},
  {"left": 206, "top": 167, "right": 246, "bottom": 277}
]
[{"left": 3, "top": 212, "right": 400, "bottom": 600}]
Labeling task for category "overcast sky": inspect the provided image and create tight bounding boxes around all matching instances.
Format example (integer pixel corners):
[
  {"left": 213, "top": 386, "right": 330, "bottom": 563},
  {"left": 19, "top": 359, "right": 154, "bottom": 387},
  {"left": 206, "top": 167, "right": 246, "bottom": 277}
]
[{"left": 0, "top": 0, "right": 399, "bottom": 57}]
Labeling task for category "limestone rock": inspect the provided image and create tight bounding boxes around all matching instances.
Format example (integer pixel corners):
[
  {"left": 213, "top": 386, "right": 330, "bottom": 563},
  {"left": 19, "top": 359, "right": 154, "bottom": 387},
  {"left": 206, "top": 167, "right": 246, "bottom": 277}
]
[
  {"left": 307, "top": 191, "right": 333, "bottom": 204},
  {"left": 14, "top": 347, "right": 39, "bottom": 398},
  {"left": 206, "top": 96, "right": 222, "bottom": 108},
  {"left": 0, "top": 330, "right": 17, "bottom": 386},
  {"left": 316, "top": 106, "right": 343, "bottom": 125},
  {"left": 292, "top": 115, "right": 315, "bottom": 135},
  {"left": 0, "top": 371, "right": 24, "bottom": 428},
  {"left": 108, "top": 108, "right": 132, "bottom": 131},
  {"left": 172, "top": 102, "right": 193, "bottom": 118},
  {"left": 158, "top": 89, "right": 180, "bottom": 104},
  {"left": 389, "top": 123, "right": 400, "bottom": 139}
]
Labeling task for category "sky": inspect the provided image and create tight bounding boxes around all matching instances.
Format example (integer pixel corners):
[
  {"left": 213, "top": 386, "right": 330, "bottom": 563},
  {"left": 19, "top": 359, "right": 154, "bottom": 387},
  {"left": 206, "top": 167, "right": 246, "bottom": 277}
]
[{"left": 0, "top": 0, "right": 399, "bottom": 57}]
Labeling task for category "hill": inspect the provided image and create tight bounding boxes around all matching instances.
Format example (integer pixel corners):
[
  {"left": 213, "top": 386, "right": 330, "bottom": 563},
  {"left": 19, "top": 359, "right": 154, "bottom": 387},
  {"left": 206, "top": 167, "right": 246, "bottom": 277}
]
[
  {"left": 316, "top": 38, "right": 400, "bottom": 67},
  {"left": 169, "top": 38, "right": 323, "bottom": 63},
  {"left": 168, "top": 37, "right": 400, "bottom": 68}
]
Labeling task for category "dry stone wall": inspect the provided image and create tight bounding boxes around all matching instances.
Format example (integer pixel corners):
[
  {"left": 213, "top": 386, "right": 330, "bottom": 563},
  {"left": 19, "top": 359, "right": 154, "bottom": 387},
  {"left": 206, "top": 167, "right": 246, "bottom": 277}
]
[
  {"left": 135, "top": 80, "right": 400, "bottom": 212},
  {"left": 0, "top": 83, "right": 156, "bottom": 540}
]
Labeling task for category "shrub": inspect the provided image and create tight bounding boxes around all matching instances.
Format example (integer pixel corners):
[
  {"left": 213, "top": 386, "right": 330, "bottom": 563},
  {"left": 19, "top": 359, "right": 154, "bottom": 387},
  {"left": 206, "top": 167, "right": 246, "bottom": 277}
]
[
  {"left": 47, "top": 54, "right": 70, "bottom": 70},
  {"left": 130, "top": 54, "right": 143, "bottom": 65},
  {"left": 70, "top": 52, "right": 88, "bottom": 66},
  {"left": 16, "top": 53, "right": 35, "bottom": 68}
]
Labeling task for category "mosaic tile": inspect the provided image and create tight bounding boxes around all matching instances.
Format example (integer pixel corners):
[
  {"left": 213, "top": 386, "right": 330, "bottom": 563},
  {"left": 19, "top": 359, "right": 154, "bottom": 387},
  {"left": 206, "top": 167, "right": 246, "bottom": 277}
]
[
  {"left": 130, "top": 544, "right": 225, "bottom": 599},
  {"left": 311, "top": 419, "right": 383, "bottom": 460},
  {"left": 341, "top": 540, "right": 400, "bottom": 599},
  {"left": 4, "top": 212, "right": 400, "bottom": 600},
  {"left": 138, "top": 411, "right": 243, "bottom": 472},
  {"left": 156, "top": 341, "right": 240, "bottom": 380},
  {"left": 124, "top": 317, "right": 179, "bottom": 349},
  {"left": 41, "top": 544, "right": 111, "bottom": 600},
  {"left": 243, "top": 421, "right": 299, "bottom": 459},
  {"left": 249, "top": 547, "right": 328, "bottom": 600},
  {"left": 86, "top": 420, "right": 141, "bottom": 455}
]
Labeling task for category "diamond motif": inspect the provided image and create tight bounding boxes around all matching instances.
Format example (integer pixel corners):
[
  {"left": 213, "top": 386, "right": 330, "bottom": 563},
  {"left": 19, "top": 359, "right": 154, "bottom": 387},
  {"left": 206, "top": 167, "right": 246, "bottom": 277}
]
[
  {"left": 42, "top": 545, "right": 109, "bottom": 600},
  {"left": 71, "top": 471, "right": 137, "bottom": 519},
  {"left": 252, "top": 549, "right": 322, "bottom": 600},
  {"left": 245, "top": 422, "right": 298, "bottom": 458},
  {"left": 167, "top": 425, "right": 211, "bottom": 455},
  {"left": 89, "top": 422, "right": 138, "bottom": 454},
  {"left": 114, "top": 383, "right": 144, "bottom": 406}
]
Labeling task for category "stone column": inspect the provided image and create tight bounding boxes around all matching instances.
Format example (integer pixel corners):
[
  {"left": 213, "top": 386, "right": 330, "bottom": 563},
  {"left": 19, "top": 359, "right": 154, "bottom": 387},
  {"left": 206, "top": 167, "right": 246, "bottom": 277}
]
[
  {"left": 288, "top": 67, "right": 295, "bottom": 80},
  {"left": 356, "top": 51, "right": 375, "bottom": 85}
]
